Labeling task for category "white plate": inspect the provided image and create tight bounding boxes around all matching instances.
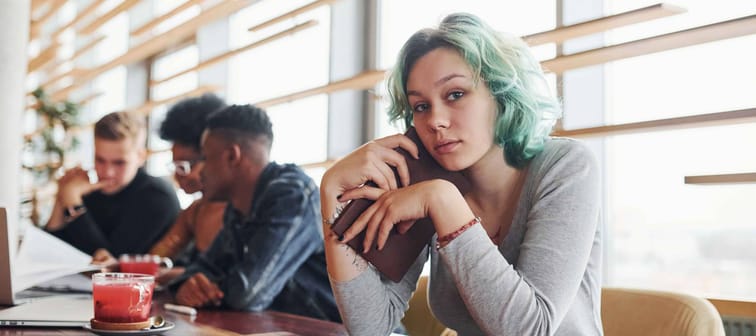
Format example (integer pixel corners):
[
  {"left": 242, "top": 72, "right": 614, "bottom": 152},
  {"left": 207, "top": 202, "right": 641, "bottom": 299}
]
[{"left": 82, "top": 321, "right": 175, "bottom": 335}]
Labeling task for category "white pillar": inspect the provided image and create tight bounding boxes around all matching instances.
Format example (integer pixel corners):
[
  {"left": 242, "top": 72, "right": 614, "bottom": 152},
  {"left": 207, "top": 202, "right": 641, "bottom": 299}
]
[{"left": 0, "top": 1, "right": 30, "bottom": 232}]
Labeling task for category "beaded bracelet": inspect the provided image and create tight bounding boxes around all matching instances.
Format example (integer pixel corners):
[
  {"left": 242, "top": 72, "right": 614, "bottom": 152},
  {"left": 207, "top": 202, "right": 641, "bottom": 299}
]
[{"left": 436, "top": 217, "right": 481, "bottom": 249}]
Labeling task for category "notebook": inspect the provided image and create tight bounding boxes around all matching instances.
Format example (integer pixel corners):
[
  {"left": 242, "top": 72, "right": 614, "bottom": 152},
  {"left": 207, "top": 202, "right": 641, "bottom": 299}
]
[
  {"left": 0, "top": 207, "right": 93, "bottom": 327},
  {"left": 331, "top": 127, "right": 470, "bottom": 282}
]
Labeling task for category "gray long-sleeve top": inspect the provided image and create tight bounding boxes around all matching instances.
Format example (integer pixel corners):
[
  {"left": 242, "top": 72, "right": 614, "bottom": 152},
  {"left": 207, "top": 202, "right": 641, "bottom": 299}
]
[{"left": 331, "top": 138, "right": 603, "bottom": 336}]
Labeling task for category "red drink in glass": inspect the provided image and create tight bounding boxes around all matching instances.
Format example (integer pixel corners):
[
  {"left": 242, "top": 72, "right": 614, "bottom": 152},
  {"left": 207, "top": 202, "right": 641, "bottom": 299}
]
[
  {"left": 92, "top": 273, "right": 155, "bottom": 323},
  {"left": 119, "top": 254, "right": 172, "bottom": 276}
]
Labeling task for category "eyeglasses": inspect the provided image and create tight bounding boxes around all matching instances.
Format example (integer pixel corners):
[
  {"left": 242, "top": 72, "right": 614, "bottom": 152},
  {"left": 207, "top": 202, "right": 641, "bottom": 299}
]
[{"left": 167, "top": 160, "right": 200, "bottom": 176}]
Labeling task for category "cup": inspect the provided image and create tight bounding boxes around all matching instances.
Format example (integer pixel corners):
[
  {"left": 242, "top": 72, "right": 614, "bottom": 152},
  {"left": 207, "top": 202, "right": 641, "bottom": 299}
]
[
  {"left": 119, "top": 254, "right": 173, "bottom": 276},
  {"left": 92, "top": 273, "right": 155, "bottom": 323}
]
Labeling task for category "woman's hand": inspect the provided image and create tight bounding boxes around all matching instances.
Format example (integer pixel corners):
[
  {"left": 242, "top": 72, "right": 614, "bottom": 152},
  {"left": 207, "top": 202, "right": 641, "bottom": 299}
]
[
  {"left": 91, "top": 248, "right": 118, "bottom": 272},
  {"left": 340, "top": 179, "right": 473, "bottom": 253},
  {"left": 320, "top": 134, "right": 419, "bottom": 226},
  {"left": 323, "top": 134, "right": 419, "bottom": 193}
]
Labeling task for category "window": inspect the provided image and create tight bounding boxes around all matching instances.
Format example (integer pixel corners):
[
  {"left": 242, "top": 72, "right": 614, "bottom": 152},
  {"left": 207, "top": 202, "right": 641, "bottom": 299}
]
[
  {"left": 147, "top": 45, "right": 200, "bottom": 207},
  {"left": 376, "top": 0, "right": 557, "bottom": 137},
  {"left": 599, "top": 0, "right": 756, "bottom": 300},
  {"left": 228, "top": 1, "right": 331, "bottom": 167}
]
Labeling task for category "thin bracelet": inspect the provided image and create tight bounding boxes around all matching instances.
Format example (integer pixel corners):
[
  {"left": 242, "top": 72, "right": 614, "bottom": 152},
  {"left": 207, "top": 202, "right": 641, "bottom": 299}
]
[{"left": 436, "top": 217, "right": 481, "bottom": 249}]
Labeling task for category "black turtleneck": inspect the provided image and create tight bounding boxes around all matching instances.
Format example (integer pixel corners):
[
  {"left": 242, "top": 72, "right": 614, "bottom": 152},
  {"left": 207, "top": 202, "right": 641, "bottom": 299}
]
[{"left": 53, "top": 168, "right": 180, "bottom": 256}]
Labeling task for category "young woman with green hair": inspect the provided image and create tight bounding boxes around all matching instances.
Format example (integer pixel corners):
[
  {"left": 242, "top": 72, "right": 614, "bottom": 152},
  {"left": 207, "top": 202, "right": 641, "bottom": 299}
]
[{"left": 320, "top": 13, "right": 602, "bottom": 335}]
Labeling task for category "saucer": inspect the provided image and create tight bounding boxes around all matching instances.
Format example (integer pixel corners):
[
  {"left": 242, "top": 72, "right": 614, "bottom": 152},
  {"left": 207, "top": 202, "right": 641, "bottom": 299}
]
[{"left": 82, "top": 321, "right": 175, "bottom": 335}]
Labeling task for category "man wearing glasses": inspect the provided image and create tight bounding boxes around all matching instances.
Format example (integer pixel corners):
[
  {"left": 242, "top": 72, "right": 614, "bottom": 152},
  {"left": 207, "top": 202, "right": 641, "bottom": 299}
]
[
  {"left": 145, "top": 94, "right": 228, "bottom": 283},
  {"left": 45, "top": 111, "right": 180, "bottom": 256}
]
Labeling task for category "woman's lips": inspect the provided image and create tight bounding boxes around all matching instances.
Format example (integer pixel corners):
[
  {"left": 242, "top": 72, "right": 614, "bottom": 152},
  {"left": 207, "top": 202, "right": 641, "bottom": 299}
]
[{"left": 434, "top": 140, "right": 461, "bottom": 154}]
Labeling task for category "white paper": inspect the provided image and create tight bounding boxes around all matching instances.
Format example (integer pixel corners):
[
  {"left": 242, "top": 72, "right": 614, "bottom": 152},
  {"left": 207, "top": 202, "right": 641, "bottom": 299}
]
[{"left": 13, "top": 225, "right": 99, "bottom": 291}]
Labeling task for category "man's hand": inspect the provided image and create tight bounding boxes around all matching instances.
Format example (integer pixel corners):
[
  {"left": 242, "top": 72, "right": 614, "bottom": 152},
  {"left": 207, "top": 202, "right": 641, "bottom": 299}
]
[
  {"left": 57, "top": 167, "right": 110, "bottom": 207},
  {"left": 175, "top": 273, "right": 224, "bottom": 308}
]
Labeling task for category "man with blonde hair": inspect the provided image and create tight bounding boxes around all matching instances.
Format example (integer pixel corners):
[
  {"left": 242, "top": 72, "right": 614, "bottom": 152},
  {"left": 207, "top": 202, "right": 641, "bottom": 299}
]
[{"left": 45, "top": 111, "right": 180, "bottom": 256}]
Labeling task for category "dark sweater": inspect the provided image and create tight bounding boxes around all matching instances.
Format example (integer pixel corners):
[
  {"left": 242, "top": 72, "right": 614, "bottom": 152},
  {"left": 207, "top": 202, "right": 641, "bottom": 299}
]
[{"left": 53, "top": 168, "right": 180, "bottom": 256}]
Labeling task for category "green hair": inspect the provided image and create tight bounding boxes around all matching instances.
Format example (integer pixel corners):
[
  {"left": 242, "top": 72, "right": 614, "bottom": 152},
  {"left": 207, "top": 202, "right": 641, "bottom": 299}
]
[{"left": 386, "top": 13, "right": 561, "bottom": 168}]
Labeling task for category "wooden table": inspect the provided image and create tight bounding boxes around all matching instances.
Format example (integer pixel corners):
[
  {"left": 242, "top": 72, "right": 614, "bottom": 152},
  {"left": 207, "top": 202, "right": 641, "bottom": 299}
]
[{"left": 0, "top": 292, "right": 347, "bottom": 336}]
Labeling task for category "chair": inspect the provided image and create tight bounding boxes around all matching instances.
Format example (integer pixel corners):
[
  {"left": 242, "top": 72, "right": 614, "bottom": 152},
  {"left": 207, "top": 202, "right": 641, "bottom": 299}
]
[
  {"left": 602, "top": 287, "right": 726, "bottom": 336},
  {"left": 402, "top": 276, "right": 456, "bottom": 336}
]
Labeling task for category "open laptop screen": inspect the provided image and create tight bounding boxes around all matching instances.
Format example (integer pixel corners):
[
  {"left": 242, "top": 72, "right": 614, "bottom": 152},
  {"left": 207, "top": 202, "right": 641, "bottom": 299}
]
[{"left": 0, "top": 208, "right": 93, "bottom": 327}]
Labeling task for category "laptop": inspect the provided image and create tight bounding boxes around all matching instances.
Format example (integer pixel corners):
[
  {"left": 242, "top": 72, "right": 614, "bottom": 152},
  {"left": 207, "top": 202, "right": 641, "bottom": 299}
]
[{"left": 0, "top": 207, "right": 93, "bottom": 327}]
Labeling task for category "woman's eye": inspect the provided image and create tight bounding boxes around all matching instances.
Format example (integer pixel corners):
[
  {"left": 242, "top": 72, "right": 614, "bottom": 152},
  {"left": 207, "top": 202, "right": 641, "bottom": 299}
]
[
  {"left": 447, "top": 91, "right": 464, "bottom": 101},
  {"left": 413, "top": 103, "right": 429, "bottom": 113}
]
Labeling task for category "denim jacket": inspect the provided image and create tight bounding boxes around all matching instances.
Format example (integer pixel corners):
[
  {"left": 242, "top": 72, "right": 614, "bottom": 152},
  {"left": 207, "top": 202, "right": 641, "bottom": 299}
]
[{"left": 175, "top": 162, "right": 340, "bottom": 322}]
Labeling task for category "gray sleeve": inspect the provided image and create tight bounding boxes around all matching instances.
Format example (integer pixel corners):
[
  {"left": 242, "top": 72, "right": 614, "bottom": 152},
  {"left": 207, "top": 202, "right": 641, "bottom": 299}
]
[
  {"left": 330, "top": 247, "right": 428, "bottom": 335},
  {"left": 437, "top": 142, "right": 600, "bottom": 335}
]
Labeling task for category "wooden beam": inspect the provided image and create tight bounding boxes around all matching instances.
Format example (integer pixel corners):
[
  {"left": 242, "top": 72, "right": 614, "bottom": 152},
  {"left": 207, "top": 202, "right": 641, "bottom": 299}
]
[
  {"left": 708, "top": 298, "right": 756, "bottom": 317},
  {"left": 28, "top": 42, "right": 60, "bottom": 73},
  {"left": 50, "top": 0, "right": 106, "bottom": 41},
  {"left": 131, "top": 0, "right": 204, "bottom": 37},
  {"left": 254, "top": 70, "right": 386, "bottom": 108},
  {"left": 30, "top": 0, "right": 66, "bottom": 36},
  {"left": 52, "top": 0, "right": 254, "bottom": 101},
  {"left": 72, "top": 35, "right": 107, "bottom": 60},
  {"left": 76, "top": 91, "right": 104, "bottom": 106},
  {"left": 25, "top": 86, "right": 221, "bottom": 142},
  {"left": 300, "top": 159, "right": 336, "bottom": 170},
  {"left": 132, "top": 85, "right": 221, "bottom": 115},
  {"left": 39, "top": 67, "right": 85, "bottom": 90},
  {"left": 685, "top": 173, "right": 756, "bottom": 185},
  {"left": 523, "top": 3, "right": 685, "bottom": 46},
  {"left": 40, "top": 35, "right": 105, "bottom": 75},
  {"left": 248, "top": 0, "right": 338, "bottom": 32},
  {"left": 78, "top": 0, "right": 141, "bottom": 35},
  {"left": 551, "top": 108, "right": 756, "bottom": 138},
  {"left": 31, "top": 0, "right": 50, "bottom": 14},
  {"left": 152, "top": 20, "right": 318, "bottom": 85},
  {"left": 541, "top": 14, "right": 756, "bottom": 74}
]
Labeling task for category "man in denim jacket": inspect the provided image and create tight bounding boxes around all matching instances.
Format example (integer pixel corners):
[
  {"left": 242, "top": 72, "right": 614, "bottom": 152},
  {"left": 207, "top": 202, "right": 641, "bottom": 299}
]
[{"left": 172, "top": 104, "right": 340, "bottom": 322}]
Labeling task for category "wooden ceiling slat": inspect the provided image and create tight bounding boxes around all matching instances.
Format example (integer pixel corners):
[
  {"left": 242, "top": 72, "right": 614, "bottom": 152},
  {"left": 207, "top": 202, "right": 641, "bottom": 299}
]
[
  {"left": 78, "top": 0, "right": 141, "bottom": 35},
  {"left": 247, "top": 0, "right": 338, "bottom": 32},
  {"left": 551, "top": 108, "right": 756, "bottom": 138},
  {"left": 254, "top": 70, "right": 386, "bottom": 108},
  {"left": 51, "top": 0, "right": 254, "bottom": 101},
  {"left": 132, "top": 85, "right": 221, "bottom": 115},
  {"left": 31, "top": 0, "right": 50, "bottom": 14},
  {"left": 39, "top": 67, "right": 84, "bottom": 89},
  {"left": 523, "top": 3, "right": 685, "bottom": 46},
  {"left": 541, "top": 14, "right": 756, "bottom": 74},
  {"left": 152, "top": 20, "right": 318, "bottom": 85},
  {"left": 50, "top": 0, "right": 106, "bottom": 41},
  {"left": 28, "top": 42, "right": 60, "bottom": 72},
  {"left": 685, "top": 173, "right": 756, "bottom": 185},
  {"left": 30, "top": 0, "right": 66, "bottom": 39},
  {"left": 130, "top": 0, "right": 204, "bottom": 37}
]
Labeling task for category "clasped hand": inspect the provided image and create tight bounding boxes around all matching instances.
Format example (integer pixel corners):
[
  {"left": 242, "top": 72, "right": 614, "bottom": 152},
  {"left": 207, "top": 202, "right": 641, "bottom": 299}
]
[
  {"left": 57, "top": 167, "right": 111, "bottom": 205},
  {"left": 321, "top": 134, "right": 464, "bottom": 253}
]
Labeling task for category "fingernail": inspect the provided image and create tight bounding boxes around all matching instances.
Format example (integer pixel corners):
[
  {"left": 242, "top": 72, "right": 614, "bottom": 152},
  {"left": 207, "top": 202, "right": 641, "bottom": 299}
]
[
  {"left": 336, "top": 194, "right": 342, "bottom": 201},
  {"left": 338, "top": 235, "right": 345, "bottom": 242}
]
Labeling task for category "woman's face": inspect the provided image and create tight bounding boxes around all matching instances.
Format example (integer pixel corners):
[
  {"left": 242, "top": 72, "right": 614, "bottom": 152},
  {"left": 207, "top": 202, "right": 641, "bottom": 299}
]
[
  {"left": 406, "top": 47, "right": 498, "bottom": 171},
  {"left": 171, "top": 143, "right": 204, "bottom": 194}
]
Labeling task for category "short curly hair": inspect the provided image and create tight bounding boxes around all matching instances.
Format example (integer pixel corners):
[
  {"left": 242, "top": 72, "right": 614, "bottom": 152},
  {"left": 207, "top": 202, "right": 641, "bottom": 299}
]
[
  {"left": 159, "top": 93, "right": 226, "bottom": 150},
  {"left": 386, "top": 13, "right": 561, "bottom": 168}
]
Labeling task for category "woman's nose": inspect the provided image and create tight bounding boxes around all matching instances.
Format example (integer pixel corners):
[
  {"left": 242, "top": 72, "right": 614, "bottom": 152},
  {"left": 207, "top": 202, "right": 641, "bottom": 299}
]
[{"left": 426, "top": 107, "right": 450, "bottom": 131}]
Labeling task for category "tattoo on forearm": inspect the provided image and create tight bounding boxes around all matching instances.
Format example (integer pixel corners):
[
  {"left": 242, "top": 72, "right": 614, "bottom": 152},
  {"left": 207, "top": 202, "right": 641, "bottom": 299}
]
[{"left": 343, "top": 243, "right": 368, "bottom": 272}]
